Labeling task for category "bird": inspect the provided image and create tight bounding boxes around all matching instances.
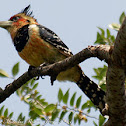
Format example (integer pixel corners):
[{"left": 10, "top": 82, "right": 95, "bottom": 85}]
[{"left": 0, "top": 5, "right": 105, "bottom": 112}]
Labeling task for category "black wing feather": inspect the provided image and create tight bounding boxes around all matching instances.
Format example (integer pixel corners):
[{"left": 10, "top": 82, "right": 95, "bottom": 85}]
[{"left": 38, "top": 25, "right": 73, "bottom": 56}]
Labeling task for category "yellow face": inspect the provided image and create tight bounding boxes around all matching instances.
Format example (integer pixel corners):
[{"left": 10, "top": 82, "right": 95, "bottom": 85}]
[{"left": 8, "top": 13, "right": 38, "bottom": 39}]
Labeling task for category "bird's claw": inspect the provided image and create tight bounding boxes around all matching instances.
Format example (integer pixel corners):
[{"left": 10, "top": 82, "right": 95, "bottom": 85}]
[
  {"left": 28, "top": 63, "right": 49, "bottom": 80},
  {"left": 40, "top": 62, "right": 49, "bottom": 67},
  {"left": 28, "top": 65, "right": 35, "bottom": 77},
  {"left": 34, "top": 75, "right": 45, "bottom": 80}
]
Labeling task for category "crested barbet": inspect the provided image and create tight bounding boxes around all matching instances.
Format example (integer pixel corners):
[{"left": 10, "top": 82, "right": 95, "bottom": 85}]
[{"left": 0, "top": 5, "right": 105, "bottom": 112}]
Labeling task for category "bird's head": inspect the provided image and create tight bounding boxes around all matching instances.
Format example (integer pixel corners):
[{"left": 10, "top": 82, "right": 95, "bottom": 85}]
[{"left": 0, "top": 5, "right": 38, "bottom": 39}]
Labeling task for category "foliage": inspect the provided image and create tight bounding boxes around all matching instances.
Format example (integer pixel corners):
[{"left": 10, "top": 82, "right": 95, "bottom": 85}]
[
  {"left": 95, "top": 27, "right": 115, "bottom": 45},
  {"left": 109, "top": 12, "right": 125, "bottom": 31},
  {"left": 12, "top": 62, "right": 19, "bottom": 77},
  {"left": 0, "top": 62, "right": 105, "bottom": 125},
  {"left": 93, "top": 11, "right": 126, "bottom": 91},
  {"left": 93, "top": 65, "right": 107, "bottom": 91},
  {"left": 0, "top": 69, "right": 9, "bottom": 78},
  {"left": 0, "top": 105, "right": 26, "bottom": 125},
  {"left": 16, "top": 79, "right": 97, "bottom": 125},
  {"left": 0, "top": 11, "right": 125, "bottom": 126}
]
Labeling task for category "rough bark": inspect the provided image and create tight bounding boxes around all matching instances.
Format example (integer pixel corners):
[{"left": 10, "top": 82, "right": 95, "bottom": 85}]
[{"left": 104, "top": 18, "right": 126, "bottom": 125}]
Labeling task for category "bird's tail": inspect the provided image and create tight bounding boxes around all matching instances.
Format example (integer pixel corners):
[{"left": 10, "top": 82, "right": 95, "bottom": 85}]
[{"left": 76, "top": 73, "right": 105, "bottom": 112}]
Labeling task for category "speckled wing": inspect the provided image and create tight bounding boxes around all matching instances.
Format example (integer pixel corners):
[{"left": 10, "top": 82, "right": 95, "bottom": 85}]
[{"left": 38, "top": 25, "right": 73, "bottom": 57}]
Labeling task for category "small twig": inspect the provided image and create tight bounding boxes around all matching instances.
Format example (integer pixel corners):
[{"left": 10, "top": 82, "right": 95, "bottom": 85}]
[
  {"left": 58, "top": 117, "right": 72, "bottom": 126},
  {"left": 57, "top": 103, "right": 98, "bottom": 120}
]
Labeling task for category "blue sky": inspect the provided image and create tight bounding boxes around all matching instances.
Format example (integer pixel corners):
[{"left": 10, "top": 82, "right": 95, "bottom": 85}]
[{"left": 0, "top": 0, "right": 125, "bottom": 125}]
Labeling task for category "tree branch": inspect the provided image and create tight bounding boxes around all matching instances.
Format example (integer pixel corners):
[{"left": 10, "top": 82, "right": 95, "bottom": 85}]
[
  {"left": 0, "top": 45, "right": 110, "bottom": 103},
  {"left": 105, "top": 17, "right": 126, "bottom": 125}
]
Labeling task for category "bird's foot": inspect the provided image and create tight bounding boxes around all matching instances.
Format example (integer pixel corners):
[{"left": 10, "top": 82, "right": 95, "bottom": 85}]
[
  {"left": 38, "top": 62, "right": 50, "bottom": 80},
  {"left": 28, "top": 65, "right": 35, "bottom": 77},
  {"left": 28, "top": 65, "right": 38, "bottom": 80},
  {"left": 28, "top": 63, "right": 57, "bottom": 85},
  {"left": 30, "top": 63, "right": 49, "bottom": 80}
]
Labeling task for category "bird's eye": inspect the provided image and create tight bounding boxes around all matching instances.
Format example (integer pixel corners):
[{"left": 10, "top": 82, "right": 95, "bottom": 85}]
[
  {"left": 10, "top": 16, "right": 20, "bottom": 21},
  {"left": 26, "top": 20, "right": 30, "bottom": 23}
]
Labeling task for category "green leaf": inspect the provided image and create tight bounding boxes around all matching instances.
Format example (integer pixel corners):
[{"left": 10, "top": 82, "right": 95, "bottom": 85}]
[
  {"left": 0, "top": 69, "right": 9, "bottom": 78},
  {"left": 32, "top": 83, "right": 38, "bottom": 90},
  {"left": 8, "top": 112, "right": 13, "bottom": 118},
  {"left": 98, "top": 27, "right": 105, "bottom": 36},
  {"left": 36, "top": 95, "right": 42, "bottom": 100},
  {"left": 0, "top": 105, "right": 4, "bottom": 116},
  {"left": 33, "top": 108, "right": 42, "bottom": 116},
  {"left": 78, "top": 117, "right": 81, "bottom": 125},
  {"left": 106, "top": 29, "right": 110, "bottom": 39},
  {"left": 81, "top": 100, "right": 95, "bottom": 110},
  {"left": 93, "top": 65, "right": 107, "bottom": 82},
  {"left": 109, "top": 23, "right": 120, "bottom": 31},
  {"left": 93, "top": 65, "right": 107, "bottom": 91},
  {"left": 94, "top": 32, "right": 106, "bottom": 45},
  {"left": 22, "top": 116, "right": 25, "bottom": 122},
  {"left": 87, "top": 108, "right": 91, "bottom": 113},
  {"left": 81, "top": 103, "right": 88, "bottom": 110},
  {"left": 17, "top": 113, "right": 22, "bottom": 121},
  {"left": 29, "top": 110, "right": 39, "bottom": 120},
  {"left": 111, "top": 35, "right": 115, "bottom": 42},
  {"left": 30, "top": 79, "right": 35, "bottom": 86},
  {"left": 119, "top": 12, "right": 125, "bottom": 24},
  {"left": 76, "top": 96, "right": 82, "bottom": 108},
  {"left": 36, "top": 124, "right": 40, "bottom": 126},
  {"left": 39, "top": 99, "right": 48, "bottom": 106},
  {"left": 87, "top": 100, "right": 95, "bottom": 108},
  {"left": 100, "top": 83, "right": 106, "bottom": 91},
  {"left": 51, "top": 109, "right": 60, "bottom": 121},
  {"left": 58, "top": 88, "right": 63, "bottom": 103},
  {"left": 99, "top": 115, "right": 106, "bottom": 126},
  {"left": 59, "top": 110, "right": 67, "bottom": 122},
  {"left": 4, "top": 108, "right": 8, "bottom": 117},
  {"left": 93, "top": 121, "right": 98, "bottom": 126},
  {"left": 44, "top": 104, "right": 55, "bottom": 113},
  {"left": 17, "top": 113, "right": 25, "bottom": 122},
  {"left": 63, "top": 89, "right": 69, "bottom": 104},
  {"left": 68, "top": 112, "right": 73, "bottom": 124},
  {"left": 97, "top": 32, "right": 101, "bottom": 40},
  {"left": 74, "top": 114, "right": 78, "bottom": 124},
  {"left": 70, "top": 92, "right": 76, "bottom": 106},
  {"left": 12, "top": 62, "right": 19, "bottom": 77}
]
